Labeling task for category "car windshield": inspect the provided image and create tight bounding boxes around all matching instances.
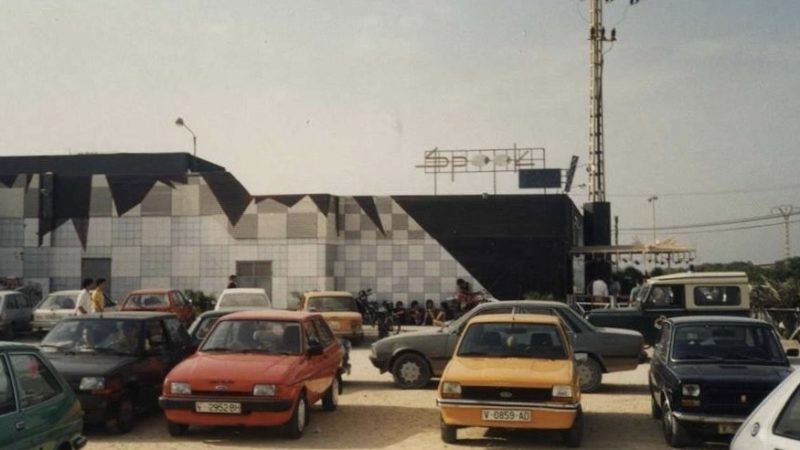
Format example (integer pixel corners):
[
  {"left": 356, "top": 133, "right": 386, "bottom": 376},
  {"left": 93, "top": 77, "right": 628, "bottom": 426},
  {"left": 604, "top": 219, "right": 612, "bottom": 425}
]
[
  {"left": 308, "top": 296, "right": 358, "bottom": 312},
  {"left": 200, "top": 320, "right": 301, "bottom": 355},
  {"left": 41, "top": 319, "right": 142, "bottom": 355},
  {"left": 125, "top": 294, "right": 168, "bottom": 309},
  {"left": 774, "top": 383, "right": 800, "bottom": 441},
  {"left": 457, "top": 322, "right": 568, "bottom": 359},
  {"left": 219, "top": 293, "right": 269, "bottom": 308},
  {"left": 191, "top": 316, "right": 222, "bottom": 341},
  {"left": 38, "top": 293, "right": 78, "bottom": 310},
  {"left": 671, "top": 324, "right": 785, "bottom": 364}
]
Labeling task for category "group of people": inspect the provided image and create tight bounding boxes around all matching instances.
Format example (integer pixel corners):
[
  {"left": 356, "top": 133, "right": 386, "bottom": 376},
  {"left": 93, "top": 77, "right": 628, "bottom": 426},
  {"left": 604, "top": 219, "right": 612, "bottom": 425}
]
[
  {"left": 75, "top": 277, "right": 108, "bottom": 315},
  {"left": 391, "top": 299, "right": 456, "bottom": 328}
]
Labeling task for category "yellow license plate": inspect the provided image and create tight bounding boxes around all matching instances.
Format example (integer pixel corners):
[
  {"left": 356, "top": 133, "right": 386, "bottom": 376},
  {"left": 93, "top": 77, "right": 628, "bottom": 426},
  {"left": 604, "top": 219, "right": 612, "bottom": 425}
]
[
  {"left": 718, "top": 423, "right": 739, "bottom": 435},
  {"left": 481, "top": 409, "right": 531, "bottom": 422},
  {"left": 195, "top": 402, "right": 241, "bottom": 414}
]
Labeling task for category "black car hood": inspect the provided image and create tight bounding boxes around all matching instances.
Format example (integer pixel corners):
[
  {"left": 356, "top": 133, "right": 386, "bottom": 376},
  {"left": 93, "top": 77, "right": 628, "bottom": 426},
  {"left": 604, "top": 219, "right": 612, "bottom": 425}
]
[
  {"left": 673, "top": 363, "right": 791, "bottom": 384},
  {"left": 47, "top": 353, "right": 139, "bottom": 379}
]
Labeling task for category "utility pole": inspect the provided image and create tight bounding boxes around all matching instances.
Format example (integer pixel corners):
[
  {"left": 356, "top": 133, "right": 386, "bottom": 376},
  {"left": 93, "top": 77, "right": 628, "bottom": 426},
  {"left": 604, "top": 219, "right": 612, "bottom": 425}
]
[
  {"left": 772, "top": 205, "right": 796, "bottom": 261},
  {"left": 614, "top": 215, "right": 619, "bottom": 245},
  {"left": 587, "top": 0, "right": 615, "bottom": 203},
  {"left": 647, "top": 195, "right": 658, "bottom": 244}
]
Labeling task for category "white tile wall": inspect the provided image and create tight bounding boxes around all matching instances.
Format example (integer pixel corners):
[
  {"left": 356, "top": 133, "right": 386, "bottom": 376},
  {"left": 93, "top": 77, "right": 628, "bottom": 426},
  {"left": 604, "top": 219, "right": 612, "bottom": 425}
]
[
  {"left": 172, "top": 185, "right": 200, "bottom": 216},
  {"left": 172, "top": 247, "right": 200, "bottom": 277},
  {"left": 112, "top": 246, "right": 141, "bottom": 277},
  {"left": 142, "top": 217, "right": 171, "bottom": 246},
  {"left": 0, "top": 188, "right": 24, "bottom": 218},
  {"left": 258, "top": 213, "right": 287, "bottom": 239},
  {"left": 288, "top": 244, "right": 317, "bottom": 277},
  {"left": 140, "top": 277, "right": 171, "bottom": 289},
  {"left": 48, "top": 248, "right": 81, "bottom": 277},
  {"left": 201, "top": 216, "right": 229, "bottom": 246}
]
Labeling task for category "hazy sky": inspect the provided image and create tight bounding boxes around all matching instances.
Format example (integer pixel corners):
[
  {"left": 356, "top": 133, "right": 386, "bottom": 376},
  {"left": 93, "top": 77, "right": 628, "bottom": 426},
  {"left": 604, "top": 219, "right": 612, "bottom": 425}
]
[{"left": 1, "top": 0, "right": 798, "bottom": 264}]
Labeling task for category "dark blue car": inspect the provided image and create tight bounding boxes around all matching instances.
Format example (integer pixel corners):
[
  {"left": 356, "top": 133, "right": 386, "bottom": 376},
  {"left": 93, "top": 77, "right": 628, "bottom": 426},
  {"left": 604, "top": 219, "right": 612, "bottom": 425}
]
[{"left": 649, "top": 316, "right": 791, "bottom": 447}]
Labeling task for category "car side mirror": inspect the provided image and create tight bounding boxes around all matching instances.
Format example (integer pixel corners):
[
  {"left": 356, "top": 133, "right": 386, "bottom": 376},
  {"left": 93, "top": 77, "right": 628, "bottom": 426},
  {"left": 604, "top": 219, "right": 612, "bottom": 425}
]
[
  {"left": 787, "top": 348, "right": 799, "bottom": 358},
  {"left": 308, "top": 342, "right": 324, "bottom": 357}
]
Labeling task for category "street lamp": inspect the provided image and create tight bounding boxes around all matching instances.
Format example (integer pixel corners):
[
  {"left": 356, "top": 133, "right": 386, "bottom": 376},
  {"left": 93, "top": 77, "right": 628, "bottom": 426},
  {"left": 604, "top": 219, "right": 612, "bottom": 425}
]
[
  {"left": 647, "top": 195, "right": 659, "bottom": 244},
  {"left": 175, "top": 117, "right": 197, "bottom": 157}
]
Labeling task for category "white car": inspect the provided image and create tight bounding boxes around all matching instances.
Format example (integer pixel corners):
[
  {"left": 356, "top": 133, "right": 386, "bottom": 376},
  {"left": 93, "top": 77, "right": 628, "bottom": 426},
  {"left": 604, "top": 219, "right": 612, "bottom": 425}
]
[
  {"left": 214, "top": 288, "right": 272, "bottom": 311},
  {"left": 731, "top": 368, "right": 800, "bottom": 450},
  {"left": 31, "top": 290, "right": 80, "bottom": 333}
]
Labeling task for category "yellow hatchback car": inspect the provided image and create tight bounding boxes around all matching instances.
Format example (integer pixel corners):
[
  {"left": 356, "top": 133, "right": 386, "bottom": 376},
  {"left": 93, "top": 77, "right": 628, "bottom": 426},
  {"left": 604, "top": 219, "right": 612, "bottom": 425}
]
[
  {"left": 298, "top": 291, "right": 364, "bottom": 345},
  {"left": 437, "top": 314, "right": 583, "bottom": 447}
]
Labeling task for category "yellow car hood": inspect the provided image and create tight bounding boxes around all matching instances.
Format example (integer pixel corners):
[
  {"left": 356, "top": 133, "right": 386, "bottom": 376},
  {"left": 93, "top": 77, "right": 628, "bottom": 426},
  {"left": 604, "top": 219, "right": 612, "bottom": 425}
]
[{"left": 444, "top": 356, "right": 573, "bottom": 388}]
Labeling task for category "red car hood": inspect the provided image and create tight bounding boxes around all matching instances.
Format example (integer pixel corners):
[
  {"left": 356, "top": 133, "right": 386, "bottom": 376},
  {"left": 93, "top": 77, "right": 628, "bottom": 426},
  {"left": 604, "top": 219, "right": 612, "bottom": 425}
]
[{"left": 169, "top": 353, "right": 302, "bottom": 393}]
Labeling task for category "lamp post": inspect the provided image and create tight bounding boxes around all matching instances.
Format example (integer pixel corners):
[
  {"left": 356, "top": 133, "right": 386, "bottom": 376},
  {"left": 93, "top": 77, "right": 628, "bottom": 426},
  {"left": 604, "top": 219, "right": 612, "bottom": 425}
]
[
  {"left": 647, "top": 195, "right": 659, "bottom": 244},
  {"left": 175, "top": 117, "right": 197, "bottom": 157}
]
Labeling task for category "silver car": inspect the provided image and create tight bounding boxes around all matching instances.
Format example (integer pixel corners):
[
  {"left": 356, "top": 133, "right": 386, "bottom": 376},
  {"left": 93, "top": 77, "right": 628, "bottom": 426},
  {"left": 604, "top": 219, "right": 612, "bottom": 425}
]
[
  {"left": 0, "top": 290, "right": 36, "bottom": 339},
  {"left": 370, "top": 300, "right": 645, "bottom": 392}
]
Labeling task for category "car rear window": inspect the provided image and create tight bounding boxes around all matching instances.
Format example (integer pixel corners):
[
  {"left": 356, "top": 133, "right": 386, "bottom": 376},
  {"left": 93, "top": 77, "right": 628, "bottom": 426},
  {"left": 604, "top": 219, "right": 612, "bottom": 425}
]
[
  {"left": 693, "top": 286, "right": 741, "bottom": 306},
  {"left": 457, "top": 322, "right": 567, "bottom": 359},
  {"left": 774, "top": 383, "right": 800, "bottom": 441},
  {"left": 219, "top": 293, "right": 270, "bottom": 308},
  {"left": 125, "top": 294, "right": 169, "bottom": 309},
  {"left": 307, "top": 296, "right": 358, "bottom": 312},
  {"left": 38, "top": 294, "right": 77, "bottom": 310}
]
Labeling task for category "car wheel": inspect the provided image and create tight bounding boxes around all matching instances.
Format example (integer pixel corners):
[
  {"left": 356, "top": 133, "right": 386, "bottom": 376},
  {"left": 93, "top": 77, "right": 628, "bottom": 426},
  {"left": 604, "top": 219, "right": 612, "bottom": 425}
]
[
  {"left": 662, "top": 398, "right": 692, "bottom": 448},
  {"left": 108, "top": 394, "right": 135, "bottom": 434},
  {"left": 322, "top": 377, "right": 339, "bottom": 411},
  {"left": 391, "top": 353, "right": 431, "bottom": 389},
  {"left": 284, "top": 393, "right": 308, "bottom": 439},
  {"left": 575, "top": 357, "right": 602, "bottom": 393},
  {"left": 166, "top": 420, "right": 189, "bottom": 437},
  {"left": 440, "top": 417, "right": 457, "bottom": 444},
  {"left": 562, "top": 407, "right": 584, "bottom": 447}
]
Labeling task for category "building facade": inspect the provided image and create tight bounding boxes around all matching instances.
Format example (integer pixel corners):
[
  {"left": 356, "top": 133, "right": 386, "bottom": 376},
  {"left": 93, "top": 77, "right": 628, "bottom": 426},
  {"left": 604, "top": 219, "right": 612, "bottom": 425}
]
[{"left": 0, "top": 153, "right": 581, "bottom": 308}]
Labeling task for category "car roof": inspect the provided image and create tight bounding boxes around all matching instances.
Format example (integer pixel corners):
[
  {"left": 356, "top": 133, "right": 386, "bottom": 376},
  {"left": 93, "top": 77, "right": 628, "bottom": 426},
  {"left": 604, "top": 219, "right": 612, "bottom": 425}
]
[
  {"left": 47, "top": 290, "right": 81, "bottom": 295},
  {"left": 475, "top": 300, "right": 567, "bottom": 309},
  {"left": 304, "top": 291, "right": 354, "bottom": 298},
  {"left": 63, "top": 312, "right": 175, "bottom": 320},
  {"left": 467, "top": 313, "right": 562, "bottom": 325},
  {"left": 0, "top": 290, "right": 20, "bottom": 295},
  {"left": 650, "top": 272, "right": 748, "bottom": 282},
  {"left": 220, "top": 288, "right": 268, "bottom": 295},
  {"left": 0, "top": 341, "right": 40, "bottom": 352},
  {"left": 221, "top": 310, "right": 319, "bottom": 321},
  {"left": 127, "top": 289, "right": 174, "bottom": 295},
  {"left": 668, "top": 316, "right": 768, "bottom": 325}
]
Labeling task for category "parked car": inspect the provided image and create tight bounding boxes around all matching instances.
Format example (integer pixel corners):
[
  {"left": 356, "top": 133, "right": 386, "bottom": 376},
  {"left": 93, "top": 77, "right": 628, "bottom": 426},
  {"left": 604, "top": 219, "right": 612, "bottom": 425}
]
[
  {"left": 649, "top": 316, "right": 791, "bottom": 447},
  {"left": 437, "top": 313, "right": 583, "bottom": 447},
  {"left": 120, "top": 289, "right": 195, "bottom": 327},
  {"left": 31, "top": 290, "right": 117, "bottom": 335},
  {"left": 370, "top": 300, "right": 643, "bottom": 392},
  {"left": 214, "top": 288, "right": 272, "bottom": 311},
  {"left": 297, "top": 291, "right": 364, "bottom": 345},
  {"left": 587, "top": 272, "right": 751, "bottom": 345},
  {"left": 731, "top": 368, "right": 800, "bottom": 449},
  {"left": 159, "top": 310, "right": 344, "bottom": 439},
  {"left": 40, "top": 312, "right": 194, "bottom": 433},
  {"left": 0, "top": 290, "right": 35, "bottom": 339},
  {"left": 0, "top": 341, "right": 86, "bottom": 450}
]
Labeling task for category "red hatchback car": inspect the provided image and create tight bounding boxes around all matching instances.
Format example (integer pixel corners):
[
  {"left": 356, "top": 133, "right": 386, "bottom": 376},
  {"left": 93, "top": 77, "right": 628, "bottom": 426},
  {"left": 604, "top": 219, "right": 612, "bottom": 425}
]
[
  {"left": 120, "top": 289, "right": 195, "bottom": 327},
  {"left": 159, "top": 311, "right": 344, "bottom": 439}
]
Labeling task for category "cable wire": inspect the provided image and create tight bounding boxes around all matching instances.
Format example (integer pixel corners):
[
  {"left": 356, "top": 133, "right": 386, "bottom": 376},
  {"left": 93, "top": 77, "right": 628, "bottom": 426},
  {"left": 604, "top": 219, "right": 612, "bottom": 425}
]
[
  {"left": 621, "top": 211, "right": 800, "bottom": 232},
  {"left": 619, "top": 219, "right": 800, "bottom": 236}
]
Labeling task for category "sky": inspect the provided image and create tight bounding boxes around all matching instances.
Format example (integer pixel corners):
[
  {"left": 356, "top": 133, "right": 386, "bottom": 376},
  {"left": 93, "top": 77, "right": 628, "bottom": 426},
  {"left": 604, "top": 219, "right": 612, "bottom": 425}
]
[{"left": 0, "top": 0, "right": 798, "bottom": 264}]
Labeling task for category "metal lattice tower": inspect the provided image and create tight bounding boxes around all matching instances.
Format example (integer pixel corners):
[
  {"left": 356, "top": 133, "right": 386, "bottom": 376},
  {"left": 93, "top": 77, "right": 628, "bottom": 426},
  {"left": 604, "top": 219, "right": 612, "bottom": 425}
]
[
  {"left": 772, "top": 205, "right": 796, "bottom": 261},
  {"left": 587, "top": 0, "right": 615, "bottom": 203}
]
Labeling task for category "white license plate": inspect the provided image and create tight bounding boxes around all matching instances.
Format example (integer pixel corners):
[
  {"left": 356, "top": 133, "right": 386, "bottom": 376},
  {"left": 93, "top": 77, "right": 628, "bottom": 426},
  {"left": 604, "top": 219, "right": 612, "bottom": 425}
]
[
  {"left": 195, "top": 402, "right": 242, "bottom": 414},
  {"left": 328, "top": 321, "right": 341, "bottom": 330},
  {"left": 718, "top": 423, "right": 739, "bottom": 435},
  {"left": 481, "top": 409, "right": 531, "bottom": 422}
]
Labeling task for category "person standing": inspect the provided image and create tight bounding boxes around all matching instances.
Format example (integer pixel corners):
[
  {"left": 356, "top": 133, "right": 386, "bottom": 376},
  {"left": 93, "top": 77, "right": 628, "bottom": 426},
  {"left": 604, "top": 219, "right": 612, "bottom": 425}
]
[
  {"left": 75, "top": 278, "right": 94, "bottom": 315},
  {"left": 227, "top": 275, "right": 238, "bottom": 289},
  {"left": 91, "top": 278, "right": 107, "bottom": 313},
  {"left": 591, "top": 278, "right": 609, "bottom": 305}
]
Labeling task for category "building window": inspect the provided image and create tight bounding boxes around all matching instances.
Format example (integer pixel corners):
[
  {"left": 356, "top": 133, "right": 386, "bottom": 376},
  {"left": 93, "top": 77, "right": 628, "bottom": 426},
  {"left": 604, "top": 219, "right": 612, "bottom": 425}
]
[{"left": 236, "top": 261, "right": 272, "bottom": 298}]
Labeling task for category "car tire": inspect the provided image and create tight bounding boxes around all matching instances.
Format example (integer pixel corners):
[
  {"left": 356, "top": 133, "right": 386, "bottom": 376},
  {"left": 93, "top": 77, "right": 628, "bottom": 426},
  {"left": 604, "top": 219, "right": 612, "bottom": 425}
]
[
  {"left": 662, "top": 398, "right": 692, "bottom": 448},
  {"left": 440, "top": 417, "right": 457, "bottom": 444},
  {"left": 167, "top": 420, "right": 189, "bottom": 437},
  {"left": 108, "top": 394, "right": 135, "bottom": 434},
  {"left": 391, "top": 353, "right": 431, "bottom": 389},
  {"left": 284, "top": 393, "right": 308, "bottom": 439},
  {"left": 322, "top": 377, "right": 339, "bottom": 411},
  {"left": 562, "top": 407, "right": 584, "bottom": 448},
  {"left": 576, "top": 357, "right": 603, "bottom": 393}
]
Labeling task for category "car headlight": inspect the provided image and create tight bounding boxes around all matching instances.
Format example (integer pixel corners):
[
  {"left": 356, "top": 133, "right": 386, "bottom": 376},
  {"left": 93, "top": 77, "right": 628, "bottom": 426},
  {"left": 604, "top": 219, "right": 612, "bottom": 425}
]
[
  {"left": 253, "top": 384, "right": 276, "bottom": 396},
  {"left": 441, "top": 382, "right": 462, "bottom": 398},
  {"left": 79, "top": 377, "right": 105, "bottom": 391},
  {"left": 681, "top": 384, "right": 701, "bottom": 398},
  {"left": 552, "top": 384, "right": 573, "bottom": 398},
  {"left": 170, "top": 382, "right": 192, "bottom": 395}
]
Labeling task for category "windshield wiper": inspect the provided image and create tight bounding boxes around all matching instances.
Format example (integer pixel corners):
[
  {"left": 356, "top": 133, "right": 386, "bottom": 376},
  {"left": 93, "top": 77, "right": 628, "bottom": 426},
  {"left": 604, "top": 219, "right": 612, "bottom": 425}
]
[
  {"left": 677, "top": 353, "right": 724, "bottom": 361},
  {"left": 723, "top": 353, "right": 775, "bottom": 363},
  {"left": 201, "top": 347, "right": 233, "bottom": 353}
]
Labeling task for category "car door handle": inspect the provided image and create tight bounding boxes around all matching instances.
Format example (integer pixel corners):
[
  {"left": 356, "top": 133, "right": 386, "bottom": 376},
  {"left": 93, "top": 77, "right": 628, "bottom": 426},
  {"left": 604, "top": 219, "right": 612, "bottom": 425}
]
[{"left": 15, "top": 421, "right": 25, "bottom": 431}]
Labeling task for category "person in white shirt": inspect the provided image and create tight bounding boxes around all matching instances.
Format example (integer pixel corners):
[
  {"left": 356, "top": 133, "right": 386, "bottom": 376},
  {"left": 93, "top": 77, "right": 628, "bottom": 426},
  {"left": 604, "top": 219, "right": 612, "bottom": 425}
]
[
  {"left": 591, "top": 278, "right": 609, "bottom": 305},
  {"left": 74, "top": 278, "right": 95, "bottom": 315}
]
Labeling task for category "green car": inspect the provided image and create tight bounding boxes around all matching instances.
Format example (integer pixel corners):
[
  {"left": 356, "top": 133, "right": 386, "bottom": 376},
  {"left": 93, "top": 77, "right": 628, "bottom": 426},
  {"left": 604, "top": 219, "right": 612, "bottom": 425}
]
[{"left": 1, "top": 341, "right": 86, "bottom": 450}]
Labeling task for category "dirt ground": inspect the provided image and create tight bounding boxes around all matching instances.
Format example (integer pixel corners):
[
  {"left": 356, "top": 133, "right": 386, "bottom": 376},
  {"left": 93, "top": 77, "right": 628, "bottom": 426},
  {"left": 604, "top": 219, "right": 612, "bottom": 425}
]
[{"left": 85, "top": 333, "right": 726, "bottom": 450}]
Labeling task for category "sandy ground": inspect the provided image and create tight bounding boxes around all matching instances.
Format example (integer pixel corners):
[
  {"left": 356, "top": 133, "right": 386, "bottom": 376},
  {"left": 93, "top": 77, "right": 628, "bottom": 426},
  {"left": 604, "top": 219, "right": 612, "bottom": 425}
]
[{"left": 83, "top": 331, "right": 726, "bottom": 450}]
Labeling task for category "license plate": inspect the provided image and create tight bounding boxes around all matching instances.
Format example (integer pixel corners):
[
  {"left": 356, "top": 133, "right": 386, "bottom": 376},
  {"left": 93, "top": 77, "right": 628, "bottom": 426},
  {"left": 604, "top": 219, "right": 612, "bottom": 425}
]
[
  {"left": 195, "top": 402, "right": 242, "bottom": 414},
  {"left": 481, "top": 409, "right": 531, "bottom": 422},
  {"left": 328, "top": 321, "right": 341, "bottom": 330},
  {"left": 718, "top": 423, "right": 739, "bottom": 435}
]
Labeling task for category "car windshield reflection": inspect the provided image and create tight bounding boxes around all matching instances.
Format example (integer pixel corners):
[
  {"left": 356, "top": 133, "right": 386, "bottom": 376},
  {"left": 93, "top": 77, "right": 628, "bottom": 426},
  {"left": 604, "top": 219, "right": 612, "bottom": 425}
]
[
  {"left": 41, "top": 319, "right": 142, "bottom": 356},
  {"left": 671, "top": 324, "right": 785, "bottom": 364},
  {"left": 200, "top": 320, "right": 302, "bottom": 356},
  {"left": 457, "top": 323, "right": 567, "bottom": 359}
]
